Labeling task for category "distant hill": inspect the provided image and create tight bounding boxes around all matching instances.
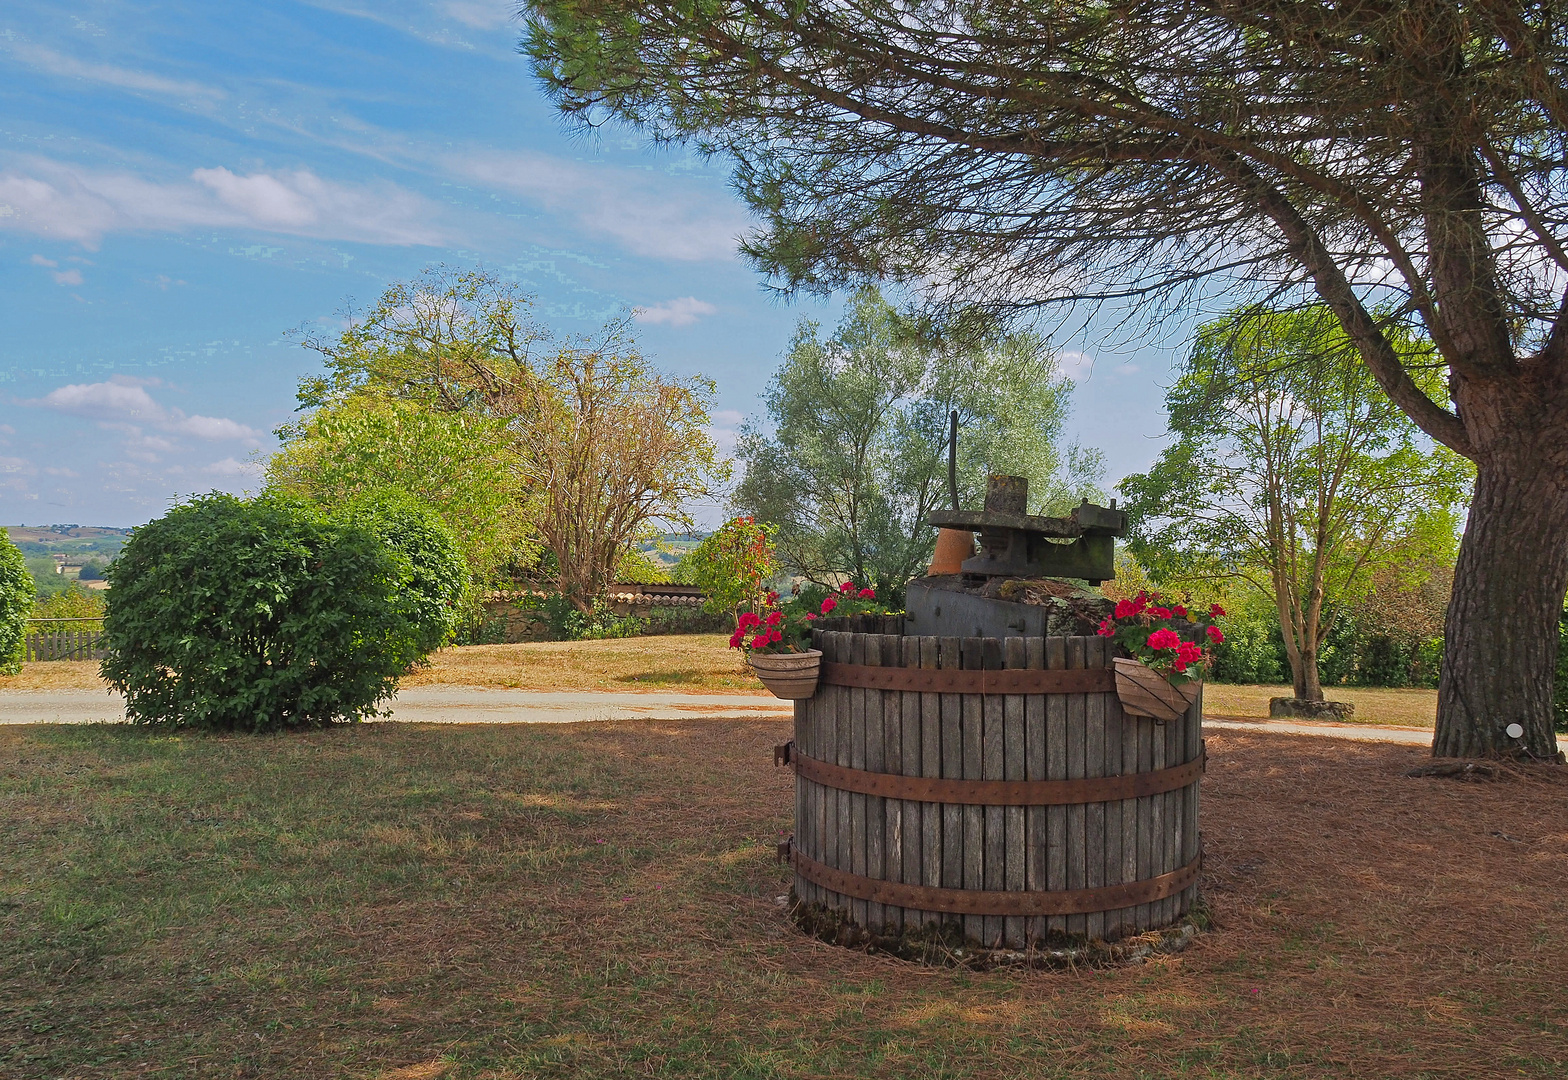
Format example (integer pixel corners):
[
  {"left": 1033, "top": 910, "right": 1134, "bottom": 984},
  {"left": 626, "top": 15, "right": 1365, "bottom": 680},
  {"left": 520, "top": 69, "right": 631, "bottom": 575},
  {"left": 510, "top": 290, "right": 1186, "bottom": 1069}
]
[{"left": 4, "top": 525, "right": 132, "bottom": 560}]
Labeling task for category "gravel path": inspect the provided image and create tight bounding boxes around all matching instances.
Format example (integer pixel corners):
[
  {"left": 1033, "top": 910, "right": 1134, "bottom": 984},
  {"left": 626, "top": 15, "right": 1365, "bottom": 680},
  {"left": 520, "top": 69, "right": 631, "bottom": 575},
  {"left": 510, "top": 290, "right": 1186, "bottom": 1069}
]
[{"left": 0, "top": 686, "right": 1442, "bottom": 744}]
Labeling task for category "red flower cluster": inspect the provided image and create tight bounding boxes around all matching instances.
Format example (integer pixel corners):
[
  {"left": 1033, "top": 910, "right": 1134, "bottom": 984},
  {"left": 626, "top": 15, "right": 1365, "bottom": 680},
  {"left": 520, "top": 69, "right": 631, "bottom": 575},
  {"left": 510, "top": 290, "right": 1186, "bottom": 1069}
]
[{"left": 1097, "top": 589, "right": 1227, "bottom": 680}]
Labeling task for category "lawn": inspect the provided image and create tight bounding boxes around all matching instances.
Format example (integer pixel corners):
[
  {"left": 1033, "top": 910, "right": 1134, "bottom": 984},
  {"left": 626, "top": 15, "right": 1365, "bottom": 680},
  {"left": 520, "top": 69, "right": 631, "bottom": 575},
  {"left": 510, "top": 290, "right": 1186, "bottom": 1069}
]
[
  {"left": 2, "top": 720, "right": 1564, "bottom": 1079},
  {"left": 0, "top": 636, "right": 768, "bottom": 695},
  {"left": 1203, "top": 684, "right": 1437, "bottom": 727}
]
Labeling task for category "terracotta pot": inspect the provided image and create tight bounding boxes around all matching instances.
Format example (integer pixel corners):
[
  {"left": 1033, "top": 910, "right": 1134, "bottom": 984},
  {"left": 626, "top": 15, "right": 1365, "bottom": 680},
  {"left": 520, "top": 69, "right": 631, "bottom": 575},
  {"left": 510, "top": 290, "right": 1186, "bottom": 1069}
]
[
  {"left": 928, "top": 527, "right": 975, "bottom": 575},
  {"left": 748, "top": 648, "right": 823, "bottom": 700}
]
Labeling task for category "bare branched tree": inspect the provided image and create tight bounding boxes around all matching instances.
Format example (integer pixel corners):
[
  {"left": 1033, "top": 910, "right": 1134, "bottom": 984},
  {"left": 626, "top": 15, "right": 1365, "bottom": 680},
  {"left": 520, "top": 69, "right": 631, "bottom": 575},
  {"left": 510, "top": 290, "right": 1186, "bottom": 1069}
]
[{"left": 525, "top": 2, "right": 1568, "bottom": 758}]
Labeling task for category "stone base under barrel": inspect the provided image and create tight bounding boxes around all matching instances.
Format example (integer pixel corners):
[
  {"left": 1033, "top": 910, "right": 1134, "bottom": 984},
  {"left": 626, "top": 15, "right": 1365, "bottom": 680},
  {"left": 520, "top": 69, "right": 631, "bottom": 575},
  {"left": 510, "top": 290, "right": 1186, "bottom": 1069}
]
[{"left": 784, "top": 622, "right": 1202, "bottom": 948}]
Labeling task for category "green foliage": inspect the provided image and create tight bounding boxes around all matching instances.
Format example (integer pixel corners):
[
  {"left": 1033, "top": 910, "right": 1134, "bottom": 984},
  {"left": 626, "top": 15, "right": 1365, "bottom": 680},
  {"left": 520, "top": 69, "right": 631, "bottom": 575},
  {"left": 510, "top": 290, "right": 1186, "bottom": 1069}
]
[
  {"left": 24, "top": 556, "right": 72, "bottom": 600},
  {"left": 0, "top": 535, "right": 31, "bottom": 674},
  {"left": 678, "top": 517, "right": 778, "bottom": 623},
  {"left": 734, "top": 287, "right": 1099, "bottom": 596},
  {"left": 268, "top": 392, "right": 533, "bottom": 588},
  {"left": 32, "top": 585, "right": 106, "bottom": 623},
  {"left": 336, "top": 489, "right": 468, "bottom": 655},
  {"left": 294, "top": 265, "right": 726, "bottom": 614},
  {"left": 1120, "top": 306, "right": 1471, "bottom": 697},
  {"left": 101, "top": 493, "right": 431, "bottom": 732},
  {"left": 615, "top": 545, "right": 671, "bottom": 585},
  {"left": 521, "top": 593, "right": 647, "bottom": 641}
]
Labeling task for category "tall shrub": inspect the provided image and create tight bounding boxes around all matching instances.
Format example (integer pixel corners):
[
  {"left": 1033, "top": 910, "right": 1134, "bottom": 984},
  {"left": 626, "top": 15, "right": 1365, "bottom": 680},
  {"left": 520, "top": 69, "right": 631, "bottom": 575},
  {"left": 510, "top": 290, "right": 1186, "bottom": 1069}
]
[
  {"left": 102, "top": 494, "right": 423, "bottom": 731},
  {"left": 337, "top": 489, "right": 468, "bottom": 657},
  {"left": 0, "top": 535, "right": 31, "bottom": 675}
]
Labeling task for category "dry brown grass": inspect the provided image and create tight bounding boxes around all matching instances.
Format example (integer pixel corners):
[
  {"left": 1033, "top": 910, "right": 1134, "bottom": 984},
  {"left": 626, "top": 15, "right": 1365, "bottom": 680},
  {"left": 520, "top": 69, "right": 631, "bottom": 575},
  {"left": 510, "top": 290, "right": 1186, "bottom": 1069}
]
[
  {"left": 1204, "top": 682, "right": 1437, "bottom": 727},
  {"left": 401, "top": 635, "right": 767, "bottom": 693},
  {"left": 0, "top": 637, "right": 767, "bottom": 695},
  {"left": 2, "top": 719, "right": 1565, "bottom": 1078},
  {"left": 0, "top": 660, "right": 106, "bottom": 690}
]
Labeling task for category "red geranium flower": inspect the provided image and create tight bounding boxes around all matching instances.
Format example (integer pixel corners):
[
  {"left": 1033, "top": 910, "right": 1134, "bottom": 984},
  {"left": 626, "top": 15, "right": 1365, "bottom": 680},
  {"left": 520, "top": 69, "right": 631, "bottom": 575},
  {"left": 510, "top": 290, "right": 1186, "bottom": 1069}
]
[
  {"left": 1097, "top": 618, "right": 1115, "bottom": 637},
  {"left": 805, "top": 613, "right": 817, "bottom": 621},
  {"left": 1172, "top": 604, "right": 1187, "bottom": 617},
  {"left": 858, "top": 588, "right": 875, "bottom": 599},
  {"left": 1176, "top": 641, "right": 1203, "bottom": 664},
  {"left": 1149, "top": 606, "right": 1172, "bottom": 619},
  {"left": 1209, "top": 604, "right": 1226, "bottom": 619},
  {"left": 820, "top": 596, "right": 838, "bottom": 614},
  {"left": 766, "top": 611, "right": 783, "bottom": 626},
  {"left": 1206, "top": 625, "right": 1224, "bottom": 644},
  {"left": 728, "top": 630, "right": 744, "bottom": 648},
  {"left": 1147, "top": 628, "right": 1181, "bottom": 651},
  {"left": 739, "top": 611, "right": 761, "bottom": 630},
  {"left": 749, "top": 633, "right": 769, "bottom": 649},
  {"left": 839, "top": 581, "right": 856, "bottom": 594},
  {"left": 768, "top": 628, "right": 783, "bottom": 643},
  {"left": 1114, "top": 599, "right": 1138, "bottom": 619}
]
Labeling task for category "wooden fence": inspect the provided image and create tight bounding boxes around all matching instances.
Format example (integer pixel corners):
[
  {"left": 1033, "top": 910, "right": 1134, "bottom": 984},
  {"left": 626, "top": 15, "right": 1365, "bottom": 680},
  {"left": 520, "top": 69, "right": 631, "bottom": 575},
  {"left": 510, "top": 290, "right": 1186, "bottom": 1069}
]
[{"left": 24, "top": 619, "right": 108, "bottom": 661}]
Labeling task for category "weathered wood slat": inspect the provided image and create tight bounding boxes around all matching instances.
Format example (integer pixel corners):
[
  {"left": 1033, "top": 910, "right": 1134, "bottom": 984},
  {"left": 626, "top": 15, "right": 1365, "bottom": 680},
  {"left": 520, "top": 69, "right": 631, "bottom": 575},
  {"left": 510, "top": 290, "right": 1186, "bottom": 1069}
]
[
  {"left": 918, "top": 635, "right": 942, "bottom": 928},
  {"left": 1003, "top": 636, "right": 1027, "bottom": 949},
  {"left": 793, "top": 628, "right": 1199, "bottom": 948},
  {"left": 1044, "top": 635, "right": 1068, "bottom": 938}
]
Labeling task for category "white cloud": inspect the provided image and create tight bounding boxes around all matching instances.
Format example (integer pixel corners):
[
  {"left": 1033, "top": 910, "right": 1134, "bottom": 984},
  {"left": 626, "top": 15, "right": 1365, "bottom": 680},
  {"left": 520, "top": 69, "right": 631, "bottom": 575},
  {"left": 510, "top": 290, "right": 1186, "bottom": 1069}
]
[
  {"left": 52, "top": 268, "right": 84, "bottom": 286},
  {"left": 29, "top": 253, "right": 57, "bottom": 267},
  {"left": 202, "top": 457, "right": 264, "bottom": 479},
  {"left": 454, "top": 151, "right": 747, "bottom": 261},
  {"left": 5, "top": 41, "right": 224, "bottom": 105},
  {"left": 441, "top": 0, "right": 512, "bottom": 28},
  {"left": 1058, "top": 351, "right": 1095, "bottom": 383},
  {"left": 0, "top": 157, "right": 451, "bottom": 247},
  {"left": 636, "top": 297, "right": 719, "bottom": 327},
  {"left": 24, "top": 379, "right": 264, "bottom": 458},
  {"left": 172, "top": 415, "right": 259, "bottom": 441},
  {"left": 706, "top": 408, "right": 745, "bottom": 459}
]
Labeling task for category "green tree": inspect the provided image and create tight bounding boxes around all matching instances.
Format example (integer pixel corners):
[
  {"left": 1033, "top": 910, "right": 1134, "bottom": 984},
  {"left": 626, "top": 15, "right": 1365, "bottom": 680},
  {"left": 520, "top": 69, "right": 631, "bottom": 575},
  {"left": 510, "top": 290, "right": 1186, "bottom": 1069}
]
[
  {"left": 525, "top": 2, "right": 1568, "bottom": 757},
  {"left": 734, "top": 288, "right": 1098, "bottom": 596},
  {"left": 267, "top": 393, "right": 531, "bottom": 588},
  {"left": 298, "top": 266, "right": 728, "bottom": 613},
  {"left": 101, "top": 494, "right": 438, "bottom": 732},
  {"left": 677, "top": 516, "right": 779, "bottom": 626},
  {"left": 1121, "top": 308, "right": 1472, "bottom": 702},
  {"left": 0, "top": 535, "right": 31, "bottom": 674}
]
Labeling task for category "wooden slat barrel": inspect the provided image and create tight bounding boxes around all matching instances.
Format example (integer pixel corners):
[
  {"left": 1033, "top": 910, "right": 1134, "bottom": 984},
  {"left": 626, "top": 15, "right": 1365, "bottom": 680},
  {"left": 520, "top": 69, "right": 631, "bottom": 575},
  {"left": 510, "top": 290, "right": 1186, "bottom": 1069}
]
[{"left": 787, "top": 622, "right": 1201, "bottom": 947}]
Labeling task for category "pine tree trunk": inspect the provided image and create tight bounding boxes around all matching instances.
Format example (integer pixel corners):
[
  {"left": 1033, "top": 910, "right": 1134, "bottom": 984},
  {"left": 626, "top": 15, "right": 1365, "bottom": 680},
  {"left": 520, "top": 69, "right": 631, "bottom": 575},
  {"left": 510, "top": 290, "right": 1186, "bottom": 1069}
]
[{"left": 1435, "top": 455, "right": 1568, "bottom": 759}]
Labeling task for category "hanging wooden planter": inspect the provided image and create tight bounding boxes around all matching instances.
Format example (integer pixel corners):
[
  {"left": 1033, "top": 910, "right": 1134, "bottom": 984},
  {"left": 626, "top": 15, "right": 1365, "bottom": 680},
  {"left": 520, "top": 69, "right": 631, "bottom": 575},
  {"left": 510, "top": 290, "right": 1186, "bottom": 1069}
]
[
  {"left": 749, "top": 649, "right": 823, "bottom": 700},
  {"left": 1112, "top": 657, "right": 1202, "bottom": 723}
]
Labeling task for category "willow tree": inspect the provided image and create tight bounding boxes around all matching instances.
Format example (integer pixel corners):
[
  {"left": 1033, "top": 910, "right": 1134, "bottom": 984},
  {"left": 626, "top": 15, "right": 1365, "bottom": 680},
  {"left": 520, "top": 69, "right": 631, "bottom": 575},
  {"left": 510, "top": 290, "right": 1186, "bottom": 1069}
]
[{"left": 526, "top": 2, "right": 1568, "bottom": 759}]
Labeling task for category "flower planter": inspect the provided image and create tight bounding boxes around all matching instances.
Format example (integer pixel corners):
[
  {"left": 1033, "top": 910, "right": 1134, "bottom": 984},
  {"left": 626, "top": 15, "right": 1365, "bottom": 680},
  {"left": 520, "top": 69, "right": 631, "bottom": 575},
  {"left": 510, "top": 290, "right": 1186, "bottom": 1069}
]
[
  {"left": 749, "top": 649, "right": 823, "bottom": 699},
  {"left": 1113, "top": 656, "right": 1202, "bottom": 723}
]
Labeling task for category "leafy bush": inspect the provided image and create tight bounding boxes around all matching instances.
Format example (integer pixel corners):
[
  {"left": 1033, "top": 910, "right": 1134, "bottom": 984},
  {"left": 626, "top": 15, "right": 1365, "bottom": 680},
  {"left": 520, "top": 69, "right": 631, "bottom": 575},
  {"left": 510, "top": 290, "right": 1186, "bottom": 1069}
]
[
  {"left": 0, "top": 535, "right": 32, "bottom": 675},
  {"left": 675, "top": 517, "right": 777, "bottom": 625},
  {"left": 337, "top": 489, "right": 468, "bottom": 656},
  {"left": 520, "top": 592, "right": 647, "bottom": 640},
  {"left": 32, "top": 585, "right": 106, "bottom": 623},
  {"left": 102, "top": 493, "right": 435, "bottom": 732}
]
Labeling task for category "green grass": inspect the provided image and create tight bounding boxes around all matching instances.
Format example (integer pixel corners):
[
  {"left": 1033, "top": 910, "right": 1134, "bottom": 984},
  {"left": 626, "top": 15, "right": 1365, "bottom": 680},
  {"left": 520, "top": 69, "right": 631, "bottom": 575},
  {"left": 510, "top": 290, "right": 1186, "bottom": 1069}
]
[{"left": 2, "top": 721, "right": 1565, "bottom": 1079}]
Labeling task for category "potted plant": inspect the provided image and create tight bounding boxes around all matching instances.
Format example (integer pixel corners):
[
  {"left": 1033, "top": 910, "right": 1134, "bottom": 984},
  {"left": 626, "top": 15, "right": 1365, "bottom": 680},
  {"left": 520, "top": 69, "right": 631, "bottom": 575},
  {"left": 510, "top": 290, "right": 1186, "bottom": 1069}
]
[
  {"left": 1097, "top": 592, "right": 1225, "bottom": 722},
  {"left": 731, "top": 581, "right": 887, "bottom": 699}
]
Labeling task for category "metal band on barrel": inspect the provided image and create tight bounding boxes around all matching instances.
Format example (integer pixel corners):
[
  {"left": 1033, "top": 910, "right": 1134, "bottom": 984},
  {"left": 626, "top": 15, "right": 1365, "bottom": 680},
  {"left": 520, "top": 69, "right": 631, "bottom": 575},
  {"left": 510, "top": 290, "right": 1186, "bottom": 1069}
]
[
  {"left": 819, "top": 662, "right": 1116, "bottom": 694},
  {"left": 790, "top": 849, "right": 1201, "bottom": 916},
  {"left": 792, "top": 749, "right": 1203, "bottom": 806}
]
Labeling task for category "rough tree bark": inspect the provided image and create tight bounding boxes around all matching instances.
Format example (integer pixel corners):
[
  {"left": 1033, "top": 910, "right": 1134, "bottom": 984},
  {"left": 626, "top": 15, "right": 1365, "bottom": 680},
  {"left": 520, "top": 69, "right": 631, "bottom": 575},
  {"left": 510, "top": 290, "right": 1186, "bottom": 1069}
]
[{"left": 1436, "top": 423, "right": 1568, "bottom": 757}]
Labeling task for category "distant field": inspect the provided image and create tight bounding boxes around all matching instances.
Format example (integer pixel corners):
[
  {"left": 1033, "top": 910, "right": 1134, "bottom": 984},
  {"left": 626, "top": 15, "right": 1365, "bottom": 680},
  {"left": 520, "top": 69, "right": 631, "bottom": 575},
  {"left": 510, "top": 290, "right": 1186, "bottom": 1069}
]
[{"left": 4, "top": 524, "right": 129, "bottom": 559}]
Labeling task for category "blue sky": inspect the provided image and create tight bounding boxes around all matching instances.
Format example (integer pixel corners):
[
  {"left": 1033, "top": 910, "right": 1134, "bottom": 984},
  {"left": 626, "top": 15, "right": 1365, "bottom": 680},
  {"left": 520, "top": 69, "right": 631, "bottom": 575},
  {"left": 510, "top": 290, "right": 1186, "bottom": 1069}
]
[{"left": 0, "top": 0, "right": 1190, "bottom": 528}]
